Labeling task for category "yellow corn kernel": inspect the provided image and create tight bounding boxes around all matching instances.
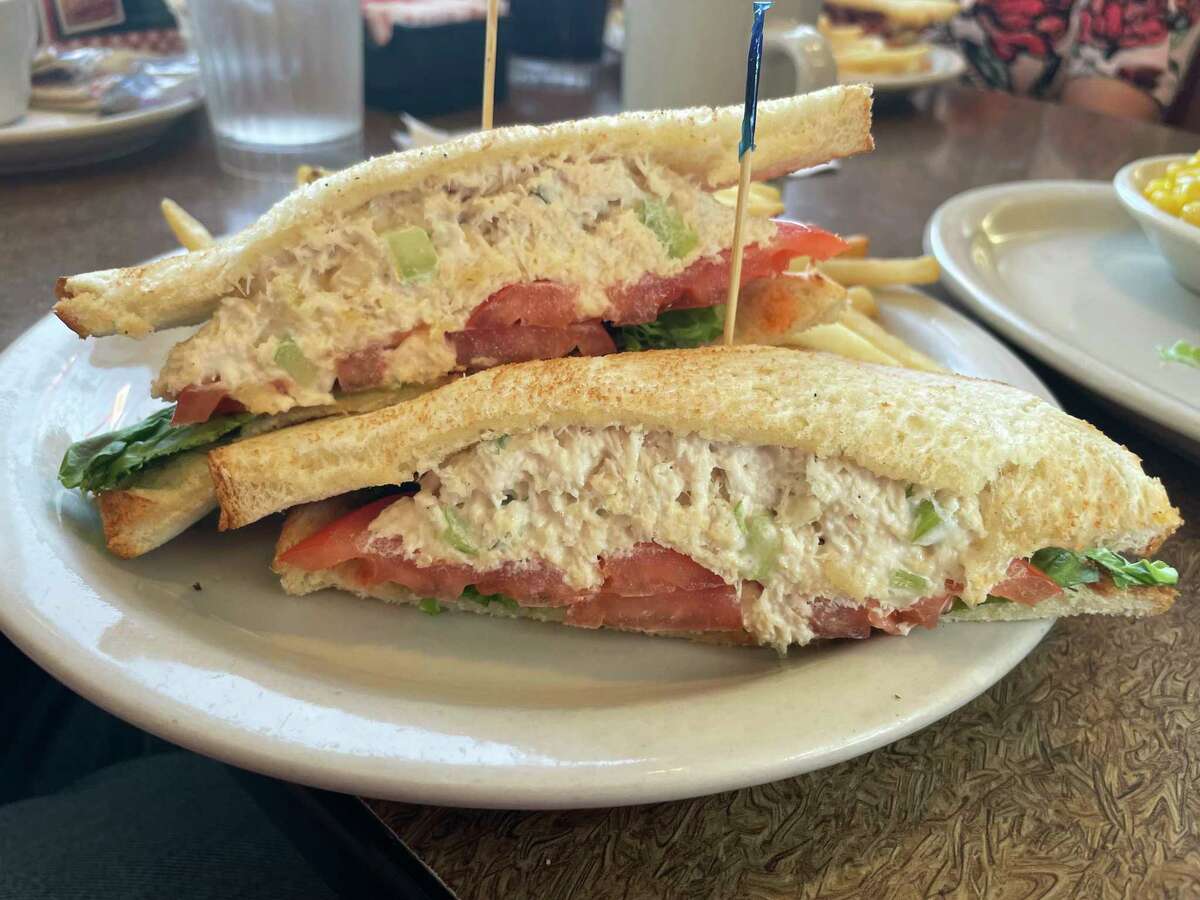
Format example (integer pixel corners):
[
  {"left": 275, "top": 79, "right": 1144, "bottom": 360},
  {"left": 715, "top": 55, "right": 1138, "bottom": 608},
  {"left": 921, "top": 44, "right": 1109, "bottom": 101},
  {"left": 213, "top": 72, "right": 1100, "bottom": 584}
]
[
  {"left": 1149, "top": 189, "right": 1181, "bottom": 214},
  {"left": 1145, "top": 177, "right": 1170, "bottom": 194},
  {"left": 1181, "top": 202, "right": 1200, "bottom": 227}
]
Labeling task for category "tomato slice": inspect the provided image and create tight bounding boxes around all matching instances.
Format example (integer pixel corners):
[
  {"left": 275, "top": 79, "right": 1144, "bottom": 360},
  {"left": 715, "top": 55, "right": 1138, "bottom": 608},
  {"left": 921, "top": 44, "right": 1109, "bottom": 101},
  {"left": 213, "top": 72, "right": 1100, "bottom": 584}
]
[
  {"left": 808, "top": 600, "right": 873, "bottom": 640},
  {"left": 600, "top": 543, "right": 728, "bottom": 595},
  {"left": 171, "top": 385, "right": 239, "bottom": 425},
  {"left": 867, "top": 593, "right": 952, "bottom": 635},
  {"left": 466, "top": 282, "right": 581, "bottom": 329},
  {"left": 474, "top": 562, "right": 581, "bottom": 607},
  {"left": 988, "top": 559, "right": 1063, "bottom": 607},
  {"left": 606, "top": 221, "right": 848, "bottom": 324},
  {"left": 449, "top": 322, "right": 616, "bottom": 368},
  {"left": 276, "top": 496, "right": 400, "bottom": 571},
  {"left": 564, "top": 586, "right": 743, "bottom": 631}
]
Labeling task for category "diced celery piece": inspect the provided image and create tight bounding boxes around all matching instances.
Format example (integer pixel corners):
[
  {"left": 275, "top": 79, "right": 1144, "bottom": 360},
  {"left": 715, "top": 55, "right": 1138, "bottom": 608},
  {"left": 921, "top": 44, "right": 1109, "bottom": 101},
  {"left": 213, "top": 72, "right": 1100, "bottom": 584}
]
[
  {"left": 910, "top": 499, "right": 943, "bottom": 545},
  {"left": 735, "top": 500, "right": 781, "bottom": 580},
  {"left": 273, "top": 337, "right": 318, "bottom": 387},
  {"left": 383, "top": 225, "right": 438, "bottom": 280},
  {"left": 637, "top": 199, "right": 699, "bottom": 259},
  {"left": 890, "top": 569, "right": 929, "bottom": 593},
  {"left": 441, "top": 506, "right": 477, "bottom": 556}
]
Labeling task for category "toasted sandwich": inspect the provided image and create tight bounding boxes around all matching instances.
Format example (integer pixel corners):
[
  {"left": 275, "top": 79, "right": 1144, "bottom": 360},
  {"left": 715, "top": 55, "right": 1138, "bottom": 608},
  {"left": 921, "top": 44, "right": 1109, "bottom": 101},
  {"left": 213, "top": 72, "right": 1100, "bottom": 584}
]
[
  {"left": 823, "top": 0, "right": 958, "bottom": 44},
  {"left": 53, "top": 86, "right": 872, "bottom": 427},
  {"left": 206, "top": 347, "right": 1181, "bottom": 651},
  {"left": 54, "top": 86, "right": 872, "bottom": 556}
]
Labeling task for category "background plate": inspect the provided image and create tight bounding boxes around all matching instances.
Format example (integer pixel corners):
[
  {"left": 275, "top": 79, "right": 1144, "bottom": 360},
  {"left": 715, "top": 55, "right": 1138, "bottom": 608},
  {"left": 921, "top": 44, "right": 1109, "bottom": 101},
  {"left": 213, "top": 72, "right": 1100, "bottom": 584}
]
[
  {"left": 839, "top": 46, "right": 965, "bottom": 94},
  {"left": 0, "top": 290, "right": 1053, "bottom": 809},
  {"left": 926, "top": 181, "right": 1200, "bottom": 449},
  {"left": 0, "top": 95, "right": 201, "bottom": 174}
]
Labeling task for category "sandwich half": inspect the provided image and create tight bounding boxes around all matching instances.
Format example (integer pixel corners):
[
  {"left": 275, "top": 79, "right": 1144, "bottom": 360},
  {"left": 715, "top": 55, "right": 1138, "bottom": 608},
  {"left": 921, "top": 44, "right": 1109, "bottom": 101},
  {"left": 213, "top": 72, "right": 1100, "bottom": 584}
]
[
  {"left": 53, "top": 86, "right": 872, "bottom": 427},
  {"left": 207, "top": 347, "right": 1181, "bottom": 651},
  {"left": 823, "top": 0, "right": 958, "bottom": 43},
  {"left": 54, "top": 86, "right": 871, "bottom": 556}
]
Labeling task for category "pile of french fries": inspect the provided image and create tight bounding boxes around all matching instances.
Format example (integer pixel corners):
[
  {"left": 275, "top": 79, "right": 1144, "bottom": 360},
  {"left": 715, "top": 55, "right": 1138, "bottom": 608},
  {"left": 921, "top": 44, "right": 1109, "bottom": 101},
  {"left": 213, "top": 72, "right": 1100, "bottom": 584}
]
[
  {"left": 163, "top": 175, "right": 942, "bottom": 374},
  {"left": 818, "top": 15, "right": 932, "bottom": 77},
  {"left": 714, "top": 183, "right": 944, "bottom": 373}
]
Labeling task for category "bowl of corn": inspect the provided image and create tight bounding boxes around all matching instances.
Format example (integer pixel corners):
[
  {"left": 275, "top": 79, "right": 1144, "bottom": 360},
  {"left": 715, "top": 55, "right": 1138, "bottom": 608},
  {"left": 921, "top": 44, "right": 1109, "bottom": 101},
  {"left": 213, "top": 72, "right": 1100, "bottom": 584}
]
[{"left": 1114, "top": 152, "right": 1200, "bottom": 294}]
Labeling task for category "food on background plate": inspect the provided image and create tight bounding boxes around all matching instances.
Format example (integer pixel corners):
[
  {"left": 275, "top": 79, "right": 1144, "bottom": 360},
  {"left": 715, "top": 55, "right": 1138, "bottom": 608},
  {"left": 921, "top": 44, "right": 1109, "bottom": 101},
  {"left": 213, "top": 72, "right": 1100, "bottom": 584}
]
[
  {"left": 821, "top": 0, "right": 958, "bottom": 46},
  {"left": 53, "top": 86, "right": 871, "bottom": 557},
  {"left": 1141, "top": 151, "right": 1200, "bottom": 226},
  {"left": 53, "top": 86, "right": 872, "bottom": 427},
  {"left": 206, "top": 347, "right": 1181, "bottom": 652},
  {"left": 1159, "top": 339, "right": 1200, "bottom": 369}
]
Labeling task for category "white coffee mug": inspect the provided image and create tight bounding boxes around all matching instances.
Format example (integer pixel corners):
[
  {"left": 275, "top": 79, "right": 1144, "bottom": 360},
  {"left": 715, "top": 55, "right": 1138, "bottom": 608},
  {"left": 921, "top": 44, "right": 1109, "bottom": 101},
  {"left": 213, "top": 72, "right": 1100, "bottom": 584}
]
[
  {"left": 0, "top": 0, "right": 38, "bottom": 126},
  {"left": 623, "top": 0, "right": 837, "bottom": 111}
]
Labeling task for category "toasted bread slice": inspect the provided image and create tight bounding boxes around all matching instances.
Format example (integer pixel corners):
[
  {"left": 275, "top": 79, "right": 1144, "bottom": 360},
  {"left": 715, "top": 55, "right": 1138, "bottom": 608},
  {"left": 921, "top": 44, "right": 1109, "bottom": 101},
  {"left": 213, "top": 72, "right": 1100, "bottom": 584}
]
[
  {"left": 55, "top": 86, "right": 874, "bottom": 339},
  {"left": 95, "top": 386, "right": 432, "bottom": 558},
  {"left": 208, "top": 346, "right": 1179, "bottom": 611}
]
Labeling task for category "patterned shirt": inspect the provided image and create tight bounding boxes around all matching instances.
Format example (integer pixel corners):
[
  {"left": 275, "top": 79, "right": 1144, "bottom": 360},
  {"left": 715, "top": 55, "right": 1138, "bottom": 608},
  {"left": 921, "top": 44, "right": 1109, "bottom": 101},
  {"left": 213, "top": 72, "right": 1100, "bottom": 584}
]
[{"left": 951, "top": 0, "right": 1200, "bottom": 108}]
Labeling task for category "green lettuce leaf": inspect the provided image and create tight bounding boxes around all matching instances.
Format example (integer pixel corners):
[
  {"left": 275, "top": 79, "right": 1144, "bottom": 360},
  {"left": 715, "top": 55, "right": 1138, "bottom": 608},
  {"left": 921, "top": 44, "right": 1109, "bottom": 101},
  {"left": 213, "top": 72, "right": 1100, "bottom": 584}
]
[
  {"left": 58, "top": 406, "right": 253, "bottom": 494},
  {"left": 616, "top": 306, "right": 725, "bottom": 351},
  {"left": 1158, "top": 340, "right": 1200, "bottom": 369},
  {"left": 462, "top": 585, "right": 518, "bottom": 611},
  {"left": 1029, "top": 547, "right": 1100, "bottom": 589},
  {"left": 1084, "top": 549, "right": 1178, "bottom": 589}
]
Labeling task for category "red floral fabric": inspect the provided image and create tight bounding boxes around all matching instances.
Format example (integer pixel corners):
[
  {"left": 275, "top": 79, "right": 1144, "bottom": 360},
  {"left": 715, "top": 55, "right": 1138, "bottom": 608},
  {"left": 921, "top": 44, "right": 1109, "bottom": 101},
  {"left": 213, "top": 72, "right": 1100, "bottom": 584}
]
[{"left": 950, "top": 0, "right": 1200, "bottom": 106}]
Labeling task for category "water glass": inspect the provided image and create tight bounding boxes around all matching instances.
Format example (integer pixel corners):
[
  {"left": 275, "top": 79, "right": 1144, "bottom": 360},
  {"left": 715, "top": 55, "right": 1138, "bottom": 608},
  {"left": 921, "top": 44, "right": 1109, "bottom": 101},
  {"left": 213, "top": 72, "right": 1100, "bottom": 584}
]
[{"left": 187, "top": 0, "right": 364, "bottom": 179}]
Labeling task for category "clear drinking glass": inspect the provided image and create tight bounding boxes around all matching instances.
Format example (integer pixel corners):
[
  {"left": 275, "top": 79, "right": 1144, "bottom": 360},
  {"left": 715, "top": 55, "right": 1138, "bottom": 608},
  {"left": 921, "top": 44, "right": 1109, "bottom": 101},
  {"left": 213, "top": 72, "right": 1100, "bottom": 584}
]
[{"left": 187, "top": 0, "right": 364, "bottom": 179}]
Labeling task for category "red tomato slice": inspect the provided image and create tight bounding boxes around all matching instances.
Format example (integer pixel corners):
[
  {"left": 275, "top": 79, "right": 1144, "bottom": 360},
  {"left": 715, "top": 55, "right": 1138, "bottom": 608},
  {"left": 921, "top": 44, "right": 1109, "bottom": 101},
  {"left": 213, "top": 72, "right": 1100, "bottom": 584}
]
[
  {"left": 474, "top": 562, "right": 581, "bottom": 607},
  {"left": 599, "top": 543, "right": 728, "bottom": 596},
  {"left": 867, "top": 593, "right": 952, "bottom": 635},
  {"left": 564, "top": 586, "right": 743, "bottom": 631},
  {"left": 277, "top": 496, "right": 400, "bottom": 571},
  {"left": 335, "top": 330, "right": 412, "bottom": 392},
  {"left": 449, "top": 322, "right": 616, "bottom": 367},
  {"left": 172, "top": 385, "right": 234, "bottom": 425},
  {"left": 466, "top": 282, "right": 581, "bottom": 329},
  {"left": 989, "top": 559, "right": 1063, "bottom": 607},
  {"left": 606, "top": 221, "right": 848, "bottom": 323},
  {"left": 357, "top": 553, "right": 476, "bottom": 597},
  {"left": 808, "top": 600, "right": 873, "bottom": 640}
]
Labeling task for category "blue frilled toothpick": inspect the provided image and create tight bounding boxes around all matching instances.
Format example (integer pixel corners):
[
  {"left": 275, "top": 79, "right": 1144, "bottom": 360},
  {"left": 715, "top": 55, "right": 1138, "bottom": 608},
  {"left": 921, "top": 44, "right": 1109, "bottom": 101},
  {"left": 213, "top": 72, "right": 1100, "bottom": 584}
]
[{"left": 722, "top": 1, "right": 773, "bottom": 345}]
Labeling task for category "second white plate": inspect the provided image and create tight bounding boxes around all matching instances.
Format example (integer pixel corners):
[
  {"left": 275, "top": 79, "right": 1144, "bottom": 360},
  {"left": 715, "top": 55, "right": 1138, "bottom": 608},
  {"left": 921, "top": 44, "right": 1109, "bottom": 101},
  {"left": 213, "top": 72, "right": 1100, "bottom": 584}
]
[
  {"left": 0, "top": 290, "right": 1052, "bottom": 809},
  {"left": 926, "top": 180, "right": 1200, "bottom": 448},
  {"left": 0, "top": 94, "right": 201, "bottom": 174},
  {"left": 839, "top": 45, "right": 965, "bottom": 94}
]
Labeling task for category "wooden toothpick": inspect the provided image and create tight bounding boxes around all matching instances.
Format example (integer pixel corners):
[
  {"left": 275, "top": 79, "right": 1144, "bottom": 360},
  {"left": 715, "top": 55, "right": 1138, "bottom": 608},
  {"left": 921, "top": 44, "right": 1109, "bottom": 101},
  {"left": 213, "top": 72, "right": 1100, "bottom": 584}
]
[
  {"left": 481, "top": 0, "right": 500, "bottom": 131},
  {"left": 723, "top": 1, "right": 773, "bottom": 346}
]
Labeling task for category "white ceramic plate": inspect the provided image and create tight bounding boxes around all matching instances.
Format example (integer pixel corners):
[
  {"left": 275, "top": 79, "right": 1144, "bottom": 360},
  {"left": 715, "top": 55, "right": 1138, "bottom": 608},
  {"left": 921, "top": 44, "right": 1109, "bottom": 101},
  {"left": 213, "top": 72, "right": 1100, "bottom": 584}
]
[
  {"left": 839, "top": 45, "right": 965, "bottom": 94},
  {"left": 926, "top": 180, "right": 1200, "bottom": 448},
  {"left": 0, "top": 94, "right": 201, "bottom": 174},
  {"left": 0, "top": 291, "right": 1053, "bottom": 809}
]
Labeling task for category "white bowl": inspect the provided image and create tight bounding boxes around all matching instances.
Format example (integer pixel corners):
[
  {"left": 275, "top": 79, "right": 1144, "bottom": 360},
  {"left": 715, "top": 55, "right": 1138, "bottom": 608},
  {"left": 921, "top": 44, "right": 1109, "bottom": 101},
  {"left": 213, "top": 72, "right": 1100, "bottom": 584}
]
[{"left": 1113, "top": 154, "right": 1200, "bottom": 295}]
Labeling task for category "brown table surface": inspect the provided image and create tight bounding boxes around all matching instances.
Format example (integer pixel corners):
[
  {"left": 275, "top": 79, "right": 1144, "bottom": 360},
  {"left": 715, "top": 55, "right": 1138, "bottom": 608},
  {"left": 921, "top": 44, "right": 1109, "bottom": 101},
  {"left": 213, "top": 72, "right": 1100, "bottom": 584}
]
[{"left": 4, "top": 76, "right": 1200, "bottom": 898}]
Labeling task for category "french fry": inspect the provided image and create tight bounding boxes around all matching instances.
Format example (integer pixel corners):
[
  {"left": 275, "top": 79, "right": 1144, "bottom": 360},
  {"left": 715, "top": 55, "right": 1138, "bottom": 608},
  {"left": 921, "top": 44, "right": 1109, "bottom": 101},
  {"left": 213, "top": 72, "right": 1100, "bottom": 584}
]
[
  {"left": 839, "top": 309, "right": 946, "bottom": 373},
  {"left": 818, "top": 255, "right": 940, "bottom": 287},
  {"left": 840, "top": 234, "right": 870, "bottom": 258},
  {"left": 845, "top": 286, "right": 877, "bottom": 317},
  {"left": 836, "top": 45, "right": 930, "bottom": 76},
  {"left": 789, "top": 323, "right": 902, "bottom": 367},
  {"left": 734, "top": 270, "right": 847, "bottom": 344},
  {"left": 160, "top": 198, "right": 214, "bottom": 252},
  {"left": 296, "top": 164, "right": 331, "bottom": 186}
]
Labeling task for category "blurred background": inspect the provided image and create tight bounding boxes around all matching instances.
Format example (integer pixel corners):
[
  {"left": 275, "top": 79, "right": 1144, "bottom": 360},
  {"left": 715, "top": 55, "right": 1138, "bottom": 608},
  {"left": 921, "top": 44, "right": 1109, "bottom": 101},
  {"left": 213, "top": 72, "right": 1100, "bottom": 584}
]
[{"left": 5, "top": 0, "right": 1195, "bottom": 182}]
